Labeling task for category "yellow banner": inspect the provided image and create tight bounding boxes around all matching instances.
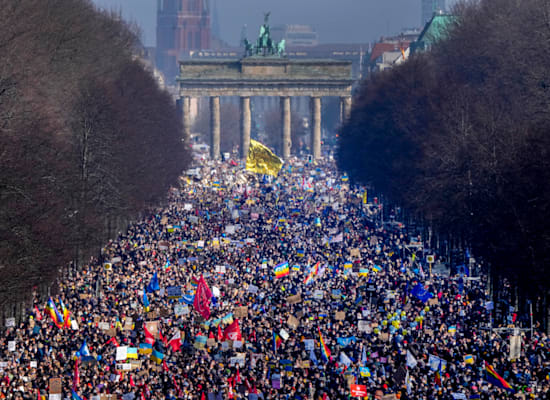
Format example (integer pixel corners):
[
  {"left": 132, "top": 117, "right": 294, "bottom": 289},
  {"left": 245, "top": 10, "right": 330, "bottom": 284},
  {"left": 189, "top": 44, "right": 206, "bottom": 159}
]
[{"left": 245, "top": 139, "right": 283, "bottom": 177}]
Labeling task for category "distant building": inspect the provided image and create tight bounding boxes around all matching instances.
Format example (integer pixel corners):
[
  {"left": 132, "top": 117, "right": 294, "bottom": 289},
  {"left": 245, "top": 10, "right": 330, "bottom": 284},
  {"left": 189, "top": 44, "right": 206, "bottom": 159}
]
[
  {"left": 367, "top": 37, "right": 415, "bottom": 73},
  {"left": 421, "top": 0, "right": 446, "bottom": 26},
  {"left": 271, "top": 24, "right": 319, "bottom": 47},
  {"left": 156, "top": 0, "right": 211, "bottom": 84},
  {"left": 410, "top": 13, "right": 456, "bottom": 53}
]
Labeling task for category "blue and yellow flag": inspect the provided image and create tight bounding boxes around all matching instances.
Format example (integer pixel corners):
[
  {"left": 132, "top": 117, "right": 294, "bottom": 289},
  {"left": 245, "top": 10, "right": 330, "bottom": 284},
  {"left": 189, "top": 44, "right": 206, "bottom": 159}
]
[{"left": 245, "top": 140, "right": 283, "bottom": 177}]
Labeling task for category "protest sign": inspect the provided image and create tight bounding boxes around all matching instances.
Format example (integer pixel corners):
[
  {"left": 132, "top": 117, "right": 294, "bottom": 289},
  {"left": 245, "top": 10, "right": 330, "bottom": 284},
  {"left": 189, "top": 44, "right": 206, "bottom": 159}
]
[
  {"left": 350, "top": 384, "right": 367, "bottom": 397},
  {"left": 234, "top": 306, "right": 248, "bottom": 319},
  {"left": 286, "top": 294, "right": 302, "bottom": 304},
  {"left": 335, "top": 312, "right": 345, "bottom": 321},
  {"left": 145, "top": 321, "right": 159, "bottom": 338},
  {"left": 49, "top": 378, "right": 62, "bottom": 394},
  {"left": 287, "top": 315, "right": 300, "bottom": 329}
]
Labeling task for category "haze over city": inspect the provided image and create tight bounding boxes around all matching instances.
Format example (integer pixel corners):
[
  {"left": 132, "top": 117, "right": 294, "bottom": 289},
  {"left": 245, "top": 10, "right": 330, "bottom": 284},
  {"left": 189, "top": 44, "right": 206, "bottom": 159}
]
[{"left": 91, "top": 0, "right": 457, "bottom": 46}]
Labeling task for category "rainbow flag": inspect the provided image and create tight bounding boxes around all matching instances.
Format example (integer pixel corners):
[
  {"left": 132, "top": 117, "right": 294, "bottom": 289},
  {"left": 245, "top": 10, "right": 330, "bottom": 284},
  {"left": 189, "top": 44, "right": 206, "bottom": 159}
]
[
  {"left": 304, "top": 262, "right": 320, "bottom": 285},
  {"left": 46, "top": 298, "right": 64, "bottom": 329},
  {"left": 318, "top": 327, "right": 331, "bottom": 362},
  {"left": 274, "top": 262, "right": 289, "bottom": 279},
  {"left": 484, "top": 361, "right": 514, "bottom": 392},
  {"left": 273, "top": 332, "right": 282, "bottom": 352},
  {"left": 59, "top": 298, "right": 71, "bottom": 328},
  {"left": 190, "top": 276, "right": 199, "bottom": 287}
]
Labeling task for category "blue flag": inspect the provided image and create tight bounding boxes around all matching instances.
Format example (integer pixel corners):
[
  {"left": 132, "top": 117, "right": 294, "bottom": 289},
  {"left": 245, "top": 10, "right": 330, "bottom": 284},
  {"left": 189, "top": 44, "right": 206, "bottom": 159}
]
[
  {"left": 147, "top": 271, "right": 160, "bottom": 293},
  {"left": 410, "top": 283, "right": 433, "bottom": 302},
  {"left": 79, "top": 340, "right": 91, "bottom": 357}
]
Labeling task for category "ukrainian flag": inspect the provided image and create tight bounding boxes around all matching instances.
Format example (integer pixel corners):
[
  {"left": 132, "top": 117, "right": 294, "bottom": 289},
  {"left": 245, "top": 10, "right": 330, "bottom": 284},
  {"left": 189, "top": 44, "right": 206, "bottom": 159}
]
[
  {"left": 139, "top": 343, "right": 153, "bottom": 355},
  {"left": 127, "top": 347, "right": 138, "bottom": 359},
  {"left": 372, "top": 265, "right": 382, "bottom": 273},
  {"left": 150, "top": 349, "right": 164, "bottom": 364}
]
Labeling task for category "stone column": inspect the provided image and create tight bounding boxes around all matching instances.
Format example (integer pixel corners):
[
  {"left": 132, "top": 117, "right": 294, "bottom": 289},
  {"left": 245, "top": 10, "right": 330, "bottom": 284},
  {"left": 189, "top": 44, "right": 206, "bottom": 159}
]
[
  {"left": 310, "top": 96, "right": 322, "bottom": 160},
  {"left": 210, "top": 96, "right": 220, "bottom": 160},
  {"left": 280, "top": 96, "right": 291, "bottom": 159},
  {"left": 340, "top": 96, "right": 352, "bottom": 124},
  {"left": 179, "top": 96, "right": 191, "bottom": 142},
  {"left": 240, "top": 96, "right": 251, "bottom": 159}
]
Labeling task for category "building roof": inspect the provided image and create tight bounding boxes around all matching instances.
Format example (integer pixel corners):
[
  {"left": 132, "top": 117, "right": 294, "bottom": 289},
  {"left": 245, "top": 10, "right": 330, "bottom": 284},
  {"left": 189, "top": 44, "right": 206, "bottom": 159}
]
[
  {"left": 370, "top": 41, "right": 411, "bottom": 62},
  {"left": 411, "top": 13, "right": 456, "bottom": 53}
]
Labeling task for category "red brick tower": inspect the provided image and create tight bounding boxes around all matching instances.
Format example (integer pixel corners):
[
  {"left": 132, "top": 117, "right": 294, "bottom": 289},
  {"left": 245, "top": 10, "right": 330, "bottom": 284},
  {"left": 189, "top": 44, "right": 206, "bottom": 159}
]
[{"left": 156, "top": 0, "right": 211, "bottom": 84}]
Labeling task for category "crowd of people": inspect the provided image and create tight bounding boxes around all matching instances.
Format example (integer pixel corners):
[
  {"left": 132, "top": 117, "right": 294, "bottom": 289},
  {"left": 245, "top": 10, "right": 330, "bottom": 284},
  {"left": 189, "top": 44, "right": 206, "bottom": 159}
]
[{"left": 1, "top": 157, "right": 550, "bottom": 400}]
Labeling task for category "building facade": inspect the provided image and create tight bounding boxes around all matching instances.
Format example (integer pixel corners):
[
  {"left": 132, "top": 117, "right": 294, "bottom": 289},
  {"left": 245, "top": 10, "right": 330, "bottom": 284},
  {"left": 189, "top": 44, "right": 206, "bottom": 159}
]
[{"left": 156, "top": 0, "right": 211, "bottom": 84}]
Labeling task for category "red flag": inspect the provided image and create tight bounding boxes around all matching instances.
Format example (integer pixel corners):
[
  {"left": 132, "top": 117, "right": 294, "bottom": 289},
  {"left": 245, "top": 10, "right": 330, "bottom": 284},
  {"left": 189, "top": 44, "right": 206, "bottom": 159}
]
[
  {"left": 217, "top": 325, "right": 223, "bottom": 341},
  {"left": 72, "top": 358, "right": 80, "bottom": 391},
  {"left": 144, "top": 324, "right": 155, "bottom": 346},
  {"left": 34, "top": 305, "right": 42, "bottom": 321},
  {"left": 130, "top": 374, "right": 135, "bottom": 387},
  {"left": 168, "top": 331, "right": 182, "bottom": 352},
  {"left": 106, "top": 336, "right": 119, "bottom": 347},
  {"left": 200, "top": 393, "right": 206, "bottom": 400},
  {"left": 159, "top": 328, "right": 168, "bottom": 346},
  {"left": 223, "top": 319, "right": 242, "bottom": 341},
  {"left": 163, "top": 359, "right": 169, "bottom": 372},
  {"left": 209, "top": 331, "right": 215, "bottom": 339},
  {"left": 193, "top": 275, "right": 212, "bottom": 320},
  {"left": 173, "top": 376, "right": 183, "bottom": 397},
  {"left": 235, "top": 367, "right": 241, "bottom": 384},
  {"left": 36, "top": 389, "right": 40, "bottom": 400}
]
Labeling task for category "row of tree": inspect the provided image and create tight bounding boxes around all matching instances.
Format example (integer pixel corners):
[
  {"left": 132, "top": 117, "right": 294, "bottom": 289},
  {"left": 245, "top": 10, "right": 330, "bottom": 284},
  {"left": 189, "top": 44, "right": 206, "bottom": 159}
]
[
  {"left": 338, "top": 0, "right": 550, "bottom": 328},
  {"left": 0, "top": 0, "right": 190, "bottom": 310}
]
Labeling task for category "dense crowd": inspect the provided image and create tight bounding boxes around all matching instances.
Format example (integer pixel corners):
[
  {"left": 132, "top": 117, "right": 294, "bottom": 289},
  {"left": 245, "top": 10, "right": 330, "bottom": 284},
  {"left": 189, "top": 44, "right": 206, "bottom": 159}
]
[{"left": 1, "top": 157, "right": 549, "bottom": 400}]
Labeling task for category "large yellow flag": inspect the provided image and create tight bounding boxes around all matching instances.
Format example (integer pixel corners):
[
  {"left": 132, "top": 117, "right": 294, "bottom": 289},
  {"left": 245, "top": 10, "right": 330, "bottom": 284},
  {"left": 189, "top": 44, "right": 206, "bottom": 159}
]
[{"left": 246, "top": 139, "right": 283, "bottom": 177}]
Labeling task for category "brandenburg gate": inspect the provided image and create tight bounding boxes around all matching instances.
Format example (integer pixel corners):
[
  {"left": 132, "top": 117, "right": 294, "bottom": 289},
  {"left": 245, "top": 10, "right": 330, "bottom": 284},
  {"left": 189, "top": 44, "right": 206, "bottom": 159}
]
[{"left": 176, "top": 15, "right": 353, "bottom": 160}]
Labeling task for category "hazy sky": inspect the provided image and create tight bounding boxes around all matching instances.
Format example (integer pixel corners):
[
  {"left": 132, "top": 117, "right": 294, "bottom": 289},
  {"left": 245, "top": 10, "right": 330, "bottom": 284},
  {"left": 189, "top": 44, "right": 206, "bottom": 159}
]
[{"left": 90, "top": 0, "right": 446, "bottom": 47}]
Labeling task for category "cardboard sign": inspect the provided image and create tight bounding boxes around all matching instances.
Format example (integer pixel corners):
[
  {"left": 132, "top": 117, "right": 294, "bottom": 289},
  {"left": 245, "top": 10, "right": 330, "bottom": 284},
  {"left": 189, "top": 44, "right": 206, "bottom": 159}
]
[
  {"left": 49, "top": 378, "right": 62, "bottom": 394},
  {"left": 428, "top": 298, "right": 439, "bottom": 306},
  {"left": 335, "top": 312, "right": 346, "bottom": 321},
  {"left": 287, "top": 315, "right": 300, "bottom": 330},
  {"left": 350, "top": 248, "right": 360, "bottom": 258},
  {"left": 234, "top": 306, "right": 248, "bottom": 319},
  {"left": 207, "top": 338, "right": 216, "bottom": 347},
  {"left": 286, "top": 294, "right": 302, "bottom": 304}
]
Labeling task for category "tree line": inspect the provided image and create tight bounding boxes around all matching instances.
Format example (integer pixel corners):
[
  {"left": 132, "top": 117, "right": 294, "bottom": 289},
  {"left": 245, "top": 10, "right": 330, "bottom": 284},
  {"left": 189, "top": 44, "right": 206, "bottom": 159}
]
[
  {"left": 0, "top": 0, "right": 190, "bottom": 312},
  {"left": 338, "top": 0, "right": 550, "bottom": 329}
]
